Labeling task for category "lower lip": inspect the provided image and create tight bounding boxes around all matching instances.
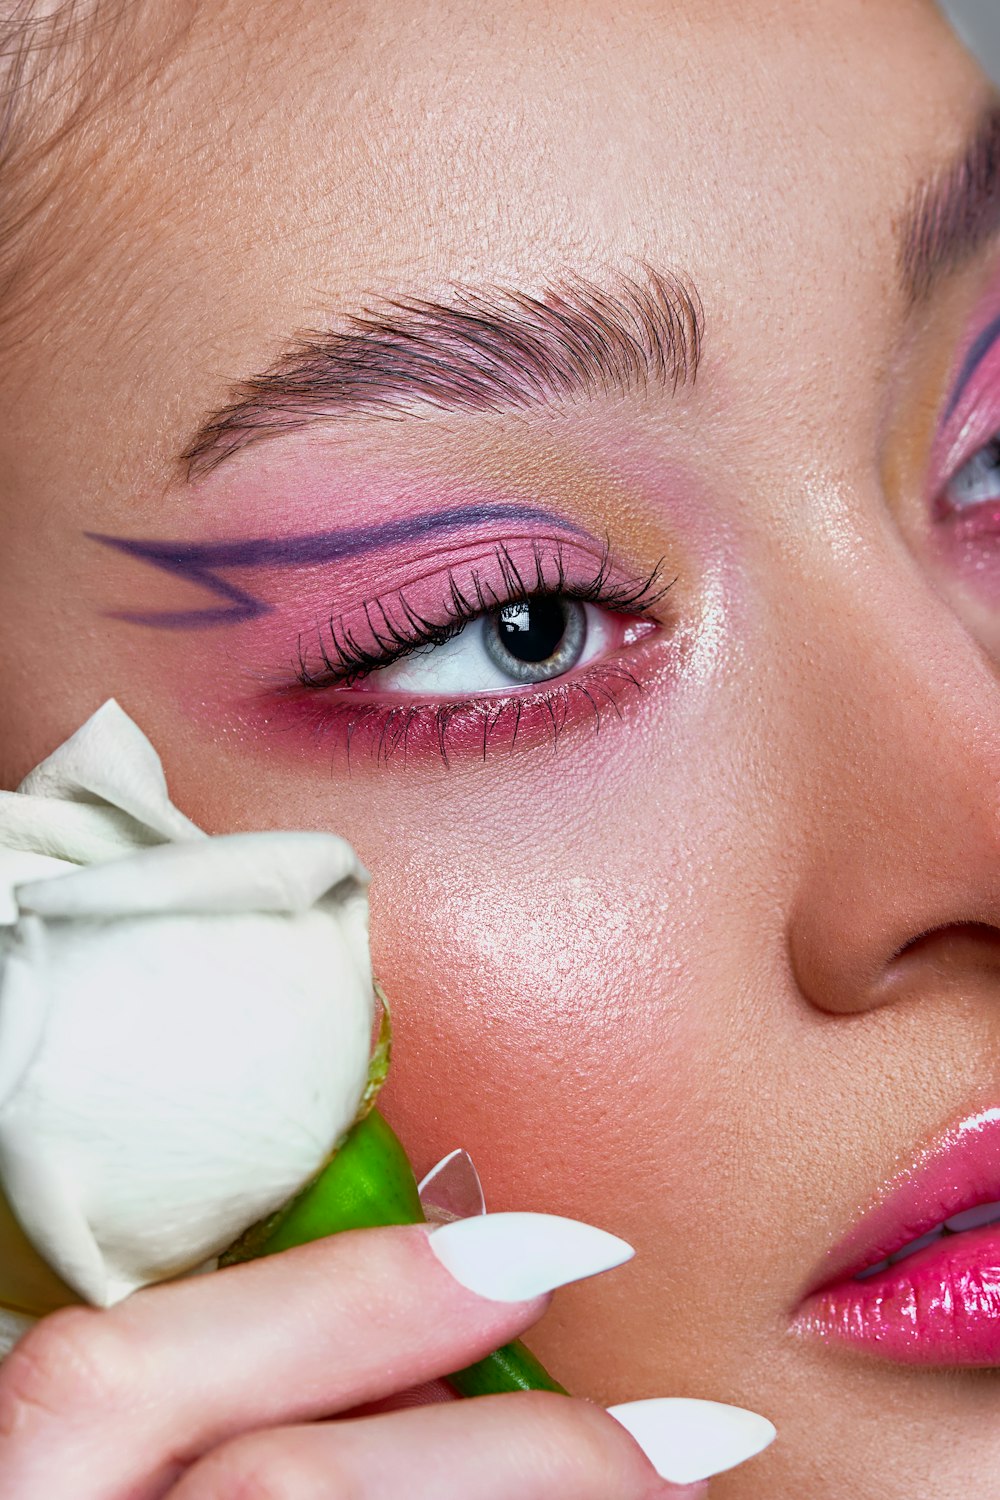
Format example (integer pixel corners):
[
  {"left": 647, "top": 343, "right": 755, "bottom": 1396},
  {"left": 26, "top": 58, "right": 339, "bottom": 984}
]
[{"left": 794, "top": 1223, "right": 1000, "bottom": 1364}]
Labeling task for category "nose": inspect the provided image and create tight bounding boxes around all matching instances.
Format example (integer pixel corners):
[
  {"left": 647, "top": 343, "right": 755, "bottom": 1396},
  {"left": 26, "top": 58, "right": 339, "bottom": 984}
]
[{"left": 785, "top": 548, "right": 1000, "bottom": 1017}]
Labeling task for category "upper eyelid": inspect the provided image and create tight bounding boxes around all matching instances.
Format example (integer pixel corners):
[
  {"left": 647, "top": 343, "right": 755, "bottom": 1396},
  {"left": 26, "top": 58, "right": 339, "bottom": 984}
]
[
  {"left": 317, "top": 533, "right": 616, "bottom": 622},
  {"left": 944, "top": 310, "right": 1000, "bottom": 423},
  {"left": 919, "top": 312, "right": 1000, "bottom": 499},
  {"left": 291, "top": 545, "right": 670, "bottom": 691},
  {"left": 322, "top": 538, "right": 669, "bottom": 645}
]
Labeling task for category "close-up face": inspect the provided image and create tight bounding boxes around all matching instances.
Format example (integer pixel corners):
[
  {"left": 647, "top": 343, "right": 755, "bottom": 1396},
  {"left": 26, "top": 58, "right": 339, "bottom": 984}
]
[{"left": 5, "top": 0, "right": 1000, "bottom": 1493}]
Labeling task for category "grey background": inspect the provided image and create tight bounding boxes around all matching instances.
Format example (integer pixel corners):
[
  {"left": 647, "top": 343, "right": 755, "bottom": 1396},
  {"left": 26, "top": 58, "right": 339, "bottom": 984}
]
[{"left": 939, "top": 0, "right": 1000, "bottom": 83}]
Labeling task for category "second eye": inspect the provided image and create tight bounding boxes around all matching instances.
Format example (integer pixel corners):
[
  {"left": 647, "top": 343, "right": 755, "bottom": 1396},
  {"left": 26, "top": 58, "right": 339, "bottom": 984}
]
[
  {"left": 941, "top": 431, "right": 1000, "bottom": 512},
  {"left": 351, "top": 597, "right": 612, "bottom": 695}
]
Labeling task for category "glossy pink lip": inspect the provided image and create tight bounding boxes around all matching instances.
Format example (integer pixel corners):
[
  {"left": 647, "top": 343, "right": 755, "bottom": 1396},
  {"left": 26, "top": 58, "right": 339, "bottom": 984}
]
[{"left": 794, "top": 1108, "right": 1000, "bottom": 1364}]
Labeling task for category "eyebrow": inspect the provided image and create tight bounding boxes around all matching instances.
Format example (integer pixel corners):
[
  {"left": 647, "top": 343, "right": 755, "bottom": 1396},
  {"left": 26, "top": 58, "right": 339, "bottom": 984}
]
[
  {"left": 180, "top": 266, "right": 703, "bottom": 477},
  {"left": 85, "top": 502, "right": 586, "bottom": 627},
  {"left": 899, "top": 101, "right": 1000, "bottom": 305}
]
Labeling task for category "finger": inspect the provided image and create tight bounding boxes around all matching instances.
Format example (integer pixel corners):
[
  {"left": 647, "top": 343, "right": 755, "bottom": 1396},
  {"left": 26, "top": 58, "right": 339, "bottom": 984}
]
[
  {"left": 349, "top": 1375, "right": 458, "bottom": 1414},
  {"left": 165, "top": 1392, "right": 711, "bottom": 1500},
  {"left": 0, "top": 1212, "right": 632, "bottom": 1499}
]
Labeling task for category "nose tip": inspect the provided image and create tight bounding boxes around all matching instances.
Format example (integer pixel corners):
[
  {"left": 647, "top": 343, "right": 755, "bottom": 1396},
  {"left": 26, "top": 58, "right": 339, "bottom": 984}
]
[
  {"left": 782, "top": 695, "right": 1000, "bottom": 1017},
  {"left": 779, "top": 543, "right": 1000, "bottom": 1017}
]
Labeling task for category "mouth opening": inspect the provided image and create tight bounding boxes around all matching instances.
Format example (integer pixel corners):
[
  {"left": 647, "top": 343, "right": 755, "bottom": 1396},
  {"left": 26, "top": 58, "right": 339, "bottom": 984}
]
[{"left": 854, "top": 1197, "right": 1000, "bottom": 1280}]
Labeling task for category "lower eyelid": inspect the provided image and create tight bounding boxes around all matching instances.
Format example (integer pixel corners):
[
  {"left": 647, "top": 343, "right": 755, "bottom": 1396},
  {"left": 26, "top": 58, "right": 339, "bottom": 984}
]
[
  {"left": 242, "top": 608, "right": 670, "bottom": 770},
  {"left": 269, "top": 657, "right": 654, "bottom": 769}
]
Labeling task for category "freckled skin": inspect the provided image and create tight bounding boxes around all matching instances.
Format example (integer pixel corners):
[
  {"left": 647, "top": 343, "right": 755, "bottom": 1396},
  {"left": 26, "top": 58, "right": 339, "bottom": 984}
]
[{"left": 4, "top": 1, "right": 1000, "bottom": 1493}]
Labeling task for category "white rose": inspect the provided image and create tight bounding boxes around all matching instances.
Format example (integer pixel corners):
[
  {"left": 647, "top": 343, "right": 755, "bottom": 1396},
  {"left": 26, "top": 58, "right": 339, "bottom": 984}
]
[{"left": 0, "top": 701, "right": 375, "bottom": 1350}]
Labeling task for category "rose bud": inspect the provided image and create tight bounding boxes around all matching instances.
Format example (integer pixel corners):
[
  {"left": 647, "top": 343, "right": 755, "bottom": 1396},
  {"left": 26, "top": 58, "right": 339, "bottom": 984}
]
[
  {"left": 0, "top": 700, "right": 564, "bottom": 1399},
  {"left": 0, "top": 702, "right": 373, "bottom": 1345}
]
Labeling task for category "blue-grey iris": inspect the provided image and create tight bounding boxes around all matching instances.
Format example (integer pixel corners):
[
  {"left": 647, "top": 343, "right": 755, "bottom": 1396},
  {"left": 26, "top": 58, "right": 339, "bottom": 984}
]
[{"left": 481, "top": 599, "right": 586, "bottom": 683}]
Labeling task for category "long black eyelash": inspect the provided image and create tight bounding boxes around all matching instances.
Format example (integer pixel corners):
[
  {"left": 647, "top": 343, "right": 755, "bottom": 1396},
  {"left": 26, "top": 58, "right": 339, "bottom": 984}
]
[{"left": 293, "top": 536, "right": 674, "bottom": 691}]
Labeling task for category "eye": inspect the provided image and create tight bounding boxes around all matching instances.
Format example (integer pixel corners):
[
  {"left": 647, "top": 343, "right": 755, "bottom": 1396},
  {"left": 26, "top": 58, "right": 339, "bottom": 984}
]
[
  {"left": 942, "top": 433, "right": 1000, "bottom": 511},
  {"left": 350, "top": 597, "right": 620, "bottom": 695}
]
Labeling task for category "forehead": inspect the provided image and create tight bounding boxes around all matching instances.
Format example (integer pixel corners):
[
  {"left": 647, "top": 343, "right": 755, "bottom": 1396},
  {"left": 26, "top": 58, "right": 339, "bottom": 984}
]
[
  {"left": 133, "top": 0, "right": 972, "bottom": 270},
  {"left": 0, "top": 0, "right": 989, "bottom": 479}
]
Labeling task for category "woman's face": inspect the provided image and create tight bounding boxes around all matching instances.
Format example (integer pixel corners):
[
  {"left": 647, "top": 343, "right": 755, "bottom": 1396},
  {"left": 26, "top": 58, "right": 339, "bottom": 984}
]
[{"left": 4, "top": 0, "right": 1000, "bottom": 1492}]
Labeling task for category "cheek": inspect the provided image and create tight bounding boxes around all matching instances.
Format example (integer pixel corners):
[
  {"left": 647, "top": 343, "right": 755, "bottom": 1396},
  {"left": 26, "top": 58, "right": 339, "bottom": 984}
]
[{"left": 366, "top": 784, "right": 717, "bottom": 1225}]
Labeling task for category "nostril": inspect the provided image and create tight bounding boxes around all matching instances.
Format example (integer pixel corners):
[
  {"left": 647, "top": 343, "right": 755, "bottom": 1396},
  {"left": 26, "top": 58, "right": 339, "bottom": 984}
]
[
  {"left": 887, "top": 921, "right": 1000, "bottom": 973},
  {"left": 789, "top": 896, "right": 1000, "bottom": 1017}
]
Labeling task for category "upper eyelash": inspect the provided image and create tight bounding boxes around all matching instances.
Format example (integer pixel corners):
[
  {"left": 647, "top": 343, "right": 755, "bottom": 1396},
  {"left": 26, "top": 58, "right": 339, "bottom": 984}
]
[{"left": 292, "top": 536, "right": 675, "bottom": 691}]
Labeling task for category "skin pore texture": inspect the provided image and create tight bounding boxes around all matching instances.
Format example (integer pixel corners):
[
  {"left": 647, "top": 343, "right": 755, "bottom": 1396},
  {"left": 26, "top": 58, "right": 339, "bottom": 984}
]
[{"left": 4, "top": 0, "right": 1000, "bottom": 1494}]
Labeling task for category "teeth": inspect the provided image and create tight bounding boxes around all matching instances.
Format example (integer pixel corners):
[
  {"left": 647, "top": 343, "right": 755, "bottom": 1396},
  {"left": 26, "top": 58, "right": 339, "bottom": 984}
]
[
  {"left": 887, "top": 1225, "right": 945, "bottom": 1263},
  {"left": 944, "top": 1198, "right": 1000, "bottom": 1233},
  {"left": 854, "top": 1201, "right": 1000, "bottom": 1281},
  {"left": 856, "top": 1257, "right": 891, "bottom": 1281}
]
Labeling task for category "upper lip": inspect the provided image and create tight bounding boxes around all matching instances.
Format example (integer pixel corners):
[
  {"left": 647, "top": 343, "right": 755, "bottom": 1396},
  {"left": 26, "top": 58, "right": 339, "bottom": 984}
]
[{"left": 799, "top": 1105, "right": 1000, "bottom": 1300}]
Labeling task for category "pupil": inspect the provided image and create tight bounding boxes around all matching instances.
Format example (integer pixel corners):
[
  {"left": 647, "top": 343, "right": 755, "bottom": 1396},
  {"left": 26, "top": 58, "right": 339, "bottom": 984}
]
[{"left": 496, "top": 599, "right": 567, "bottom": 662}]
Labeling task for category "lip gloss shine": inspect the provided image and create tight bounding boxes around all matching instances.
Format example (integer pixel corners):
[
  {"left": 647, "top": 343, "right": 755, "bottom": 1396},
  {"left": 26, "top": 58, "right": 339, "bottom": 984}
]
[
  {"left": 794, "top": 1108, "right": 1000, "bottom": 1365},
  {"left": 794, "top": 1227, "right": 1000, "bottom": 1364}
]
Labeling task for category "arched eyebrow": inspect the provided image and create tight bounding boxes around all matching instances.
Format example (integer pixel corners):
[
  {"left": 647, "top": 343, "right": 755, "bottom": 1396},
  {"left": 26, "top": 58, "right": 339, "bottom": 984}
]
[
  {"left": 899, "top": 100, "right": 1000, "bottom": 306},
  {"left": 180, "top": 265, "right": 703, "bottom": 478}
]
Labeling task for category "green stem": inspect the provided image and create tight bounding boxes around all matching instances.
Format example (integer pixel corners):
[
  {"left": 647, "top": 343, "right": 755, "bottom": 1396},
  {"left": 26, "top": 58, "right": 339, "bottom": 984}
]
[{"left": 219, "top": 1109, "right": 566, "bottom": 1399}]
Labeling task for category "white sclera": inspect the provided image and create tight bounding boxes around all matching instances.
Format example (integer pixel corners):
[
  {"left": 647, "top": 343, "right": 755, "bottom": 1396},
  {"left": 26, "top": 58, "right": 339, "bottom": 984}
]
[{"left": 357, "top": 602, "right": 615, "bottom": 694}]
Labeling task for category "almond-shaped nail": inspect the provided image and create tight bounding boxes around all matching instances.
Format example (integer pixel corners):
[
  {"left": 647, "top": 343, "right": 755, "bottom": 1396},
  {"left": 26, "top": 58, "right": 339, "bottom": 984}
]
[
  {"left": 607, "top": 1397, "right": 776, "bottom": 1485},
  {"left": 428, "top": 1210, "right": 634, "bottom": 1301}
]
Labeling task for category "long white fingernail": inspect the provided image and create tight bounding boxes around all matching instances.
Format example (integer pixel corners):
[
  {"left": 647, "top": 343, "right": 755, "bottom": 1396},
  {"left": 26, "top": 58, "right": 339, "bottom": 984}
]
[
  {"left": 428, "top": 1211, "right": 634, "bottom": 1301},
  {"left": 607, "top": 1398, "right": 776, "bottom": 1484}
]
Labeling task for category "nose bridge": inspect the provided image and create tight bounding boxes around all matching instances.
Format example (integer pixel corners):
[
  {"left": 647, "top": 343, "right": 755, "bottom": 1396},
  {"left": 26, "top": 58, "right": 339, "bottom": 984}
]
[{"left": 782, "top": 539, "right": 1000, "bottom": 1014}]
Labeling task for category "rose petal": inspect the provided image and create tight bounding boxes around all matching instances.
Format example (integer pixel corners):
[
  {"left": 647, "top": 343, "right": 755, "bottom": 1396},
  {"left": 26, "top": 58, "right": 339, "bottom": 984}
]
[
  {"left": 0, "top": 849, "right": 75, "bottom": 924},
  {"left": 0, "top": 916, "right": 52, "bottom": 1109},
  {"left": 15, "top": 831, "right": 370, "bottom": 919},
  {"left": 0, "top": 794, "right": 173, "bottom": 867},
  {"left": 0, "top": 1122, "right": 113, "bottom": 1304},
  {"left": 16, "top": 700, "right": 203, "bottom": 845},
  {"left": 0, "top": 905, "right": 374, "bottom": 1303}
]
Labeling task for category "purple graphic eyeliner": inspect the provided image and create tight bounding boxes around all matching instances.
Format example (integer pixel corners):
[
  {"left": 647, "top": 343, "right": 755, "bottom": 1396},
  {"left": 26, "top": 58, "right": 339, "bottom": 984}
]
[
  {"left": 85, "top": 503, "right": 587, "bottom": 628},
  {"left": 944, "top": 308, "right": 1000, "bottom": 422}
]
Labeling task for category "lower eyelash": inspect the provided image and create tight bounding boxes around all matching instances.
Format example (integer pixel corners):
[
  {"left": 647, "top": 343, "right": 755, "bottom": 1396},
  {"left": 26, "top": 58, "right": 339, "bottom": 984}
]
[{"left": 279, "top": 660, "right": 644, "bottom": 769}]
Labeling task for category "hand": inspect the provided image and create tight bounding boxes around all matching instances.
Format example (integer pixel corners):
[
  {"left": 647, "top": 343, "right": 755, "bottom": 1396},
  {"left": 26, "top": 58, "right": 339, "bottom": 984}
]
[{"left": 0, "top": 1215, "right": 760, "bottom": 1497}]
